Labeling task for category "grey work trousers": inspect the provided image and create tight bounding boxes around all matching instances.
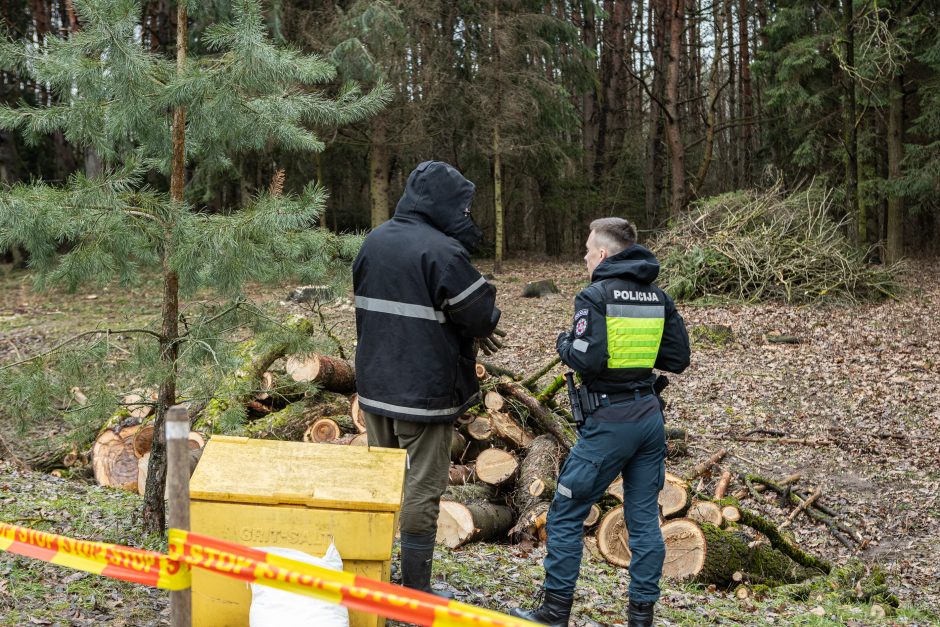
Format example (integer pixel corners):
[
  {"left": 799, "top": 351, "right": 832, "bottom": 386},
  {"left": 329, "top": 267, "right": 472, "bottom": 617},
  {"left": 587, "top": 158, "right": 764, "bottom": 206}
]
[{"left": 364, "top": 410, "right": 454, "bottom": 536}]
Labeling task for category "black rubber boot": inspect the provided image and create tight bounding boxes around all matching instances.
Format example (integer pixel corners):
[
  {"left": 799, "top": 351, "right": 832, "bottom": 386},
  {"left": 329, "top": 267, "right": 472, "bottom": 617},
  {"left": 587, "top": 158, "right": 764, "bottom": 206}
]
[
  {"left": 509, "top": 589, "right": 573, "bottom": 627},
  {"left": 627, "top": 599, "right": 655, "bottom": 627},
  {"left": 399, "top": 531, "right": 455, "bottom": 599}
]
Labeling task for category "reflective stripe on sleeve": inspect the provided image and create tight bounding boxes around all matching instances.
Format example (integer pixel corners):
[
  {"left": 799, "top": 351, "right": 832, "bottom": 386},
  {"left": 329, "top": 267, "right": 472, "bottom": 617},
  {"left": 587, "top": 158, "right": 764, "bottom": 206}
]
[
  {"left": 443, "top": 276, "right": 488, "bottom": 307},
  {"left": 355, "top": 296, "right": 446, "bottom": 323}
]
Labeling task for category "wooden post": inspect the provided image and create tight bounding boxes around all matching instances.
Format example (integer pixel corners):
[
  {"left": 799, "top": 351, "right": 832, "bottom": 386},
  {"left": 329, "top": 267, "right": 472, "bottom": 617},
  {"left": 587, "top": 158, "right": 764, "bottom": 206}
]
[{"left": 166, "top": 405, "right": 192, "bottom": 627}]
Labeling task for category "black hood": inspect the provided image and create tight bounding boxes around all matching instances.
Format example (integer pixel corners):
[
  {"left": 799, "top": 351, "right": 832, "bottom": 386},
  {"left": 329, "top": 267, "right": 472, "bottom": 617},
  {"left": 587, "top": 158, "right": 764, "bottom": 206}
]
[
  {"left": 394, "top": 161, "right": 483, "bottom": 252},
  {"left": 592, "top": 244, "right": 661, "bottom": 284}
]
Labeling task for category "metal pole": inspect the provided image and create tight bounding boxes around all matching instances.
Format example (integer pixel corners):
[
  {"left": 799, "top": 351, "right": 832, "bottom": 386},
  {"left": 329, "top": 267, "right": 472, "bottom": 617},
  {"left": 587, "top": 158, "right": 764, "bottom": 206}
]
[{"left": 166, "top": 404, "right": 192, "bottom": 627}]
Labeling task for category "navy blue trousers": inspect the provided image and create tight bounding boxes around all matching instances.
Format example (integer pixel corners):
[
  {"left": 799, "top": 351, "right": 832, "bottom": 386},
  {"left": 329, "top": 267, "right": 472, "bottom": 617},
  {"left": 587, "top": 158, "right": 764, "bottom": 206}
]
[{"left": 543, "top": 397, "right": 666, "bottom": 602}]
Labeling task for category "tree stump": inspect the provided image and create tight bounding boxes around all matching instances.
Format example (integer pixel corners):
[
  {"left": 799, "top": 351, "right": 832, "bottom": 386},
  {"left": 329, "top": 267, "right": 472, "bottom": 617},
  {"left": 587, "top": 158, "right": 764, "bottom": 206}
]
[
  {"left": 93, "top": 425, "right": 142, "bottom": 491},
  {"left": 522, "top": 279, "right": 559, "bottom": 298}
]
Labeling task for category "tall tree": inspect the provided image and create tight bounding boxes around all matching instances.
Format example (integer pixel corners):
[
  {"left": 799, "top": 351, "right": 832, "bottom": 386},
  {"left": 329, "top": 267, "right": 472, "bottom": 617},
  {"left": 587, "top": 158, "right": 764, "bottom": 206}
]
[
  {"left": 663, "top": 0, "right": 687, "bottom": 216},
  {"left": 0, "top": 0, "right": 386, "bottom": 531}
]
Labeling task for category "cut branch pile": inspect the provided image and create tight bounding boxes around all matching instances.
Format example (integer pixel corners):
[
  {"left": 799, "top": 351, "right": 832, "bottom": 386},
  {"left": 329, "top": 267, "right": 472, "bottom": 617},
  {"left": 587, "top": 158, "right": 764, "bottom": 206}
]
[{"left": 654, "top": 183, "right": 901, "bottom": 303}]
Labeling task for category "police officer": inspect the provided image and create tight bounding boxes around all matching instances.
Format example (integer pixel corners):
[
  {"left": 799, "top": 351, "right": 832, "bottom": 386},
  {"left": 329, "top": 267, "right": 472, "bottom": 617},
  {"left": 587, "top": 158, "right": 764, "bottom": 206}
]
[
  {"left": 511, "top": 218, "right": 690, "bottom": 627},
  {"left": 353, "top": 161, "right": 501, "bottom": 597}
]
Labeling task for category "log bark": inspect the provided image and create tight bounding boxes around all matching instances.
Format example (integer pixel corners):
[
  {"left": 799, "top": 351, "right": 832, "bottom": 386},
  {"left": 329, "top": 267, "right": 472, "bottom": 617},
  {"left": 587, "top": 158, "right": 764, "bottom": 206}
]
[
  {"left": 521, "top": 279, "right": 559, "bottom": 298},
  {"left": 285, "top": 353, "right": 356, "bottom": 393},
  {"left": 437, "top": 500, "right": 514, "bottom": 548},
  {"left": 513, "top": 434, "right": 561, "bottom": 517},
  {"left": 509, "top": 501, "right": 550, "bottom": 542},
  {"left": 497, "top": 379, "right": 576, "bottom": 451},
  {"left": 684, "top": 448, "right": 728, "bottom": 481},
  {"left": 451, "top": 430, "right": 469, "bottom": 463},
  {"left": 240, "top": 392, "right": 350, "bottom": 441},
  {"left": 715, "top": 470, "right": 733, "bottom": 500},
  {"left": 474, "top": 448, "right": 518, "bottom": 486}
]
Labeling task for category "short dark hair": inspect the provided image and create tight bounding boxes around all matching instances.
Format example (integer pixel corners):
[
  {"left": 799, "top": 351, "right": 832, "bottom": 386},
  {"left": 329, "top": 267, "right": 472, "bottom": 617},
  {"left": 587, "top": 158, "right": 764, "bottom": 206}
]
[{"left": 589, "top": 217, "right": 637, "bottom": 255}]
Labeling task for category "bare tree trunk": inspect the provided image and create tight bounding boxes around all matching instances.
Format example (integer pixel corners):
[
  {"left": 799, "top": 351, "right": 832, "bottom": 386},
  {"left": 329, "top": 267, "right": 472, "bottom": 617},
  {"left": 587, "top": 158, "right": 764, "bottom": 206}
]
[
  {"left": 494, "top": 125, "right": 504, "bottom": 273},
  {"left": 369, "top": 116, "right": 390, "bottom": 228},
  {"left": 581, "top": 0, "right": 598, "bottom": 178},
  {"left": 692, "top": 0, "right": 727, "bottom": 194},
  {"left": 664, "top": 0, "right": 687, "bottom": 216},
  {"left": 842, "top": 0, "right": 861, "bottom": 242},
  {"left": 144, "top": 0, "right": 186, "bottom": 534},
  {"left": 886, "top": 72, "right": 904, "bottom": 263},
  {"left": 644, "top": 1, "right": 667, "bottom": 224},
  {"left": 725, "top": 0, "right": 738, "bottom": 188},
  {"left": 738, "top": 0, "right": 753, "bottom": 184}
]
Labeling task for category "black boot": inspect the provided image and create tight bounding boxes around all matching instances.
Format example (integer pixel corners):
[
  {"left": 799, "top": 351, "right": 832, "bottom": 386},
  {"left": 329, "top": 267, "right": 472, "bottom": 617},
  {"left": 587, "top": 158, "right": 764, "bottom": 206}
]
[
  {"left": 399, "top": 532, "right": 455, "bottom": 599},
  {"left": 627, "top": 599, "right": 655, "bottom": 627},
  {"left": 509, "top": 589, "right": 573, "bottom": 627}
]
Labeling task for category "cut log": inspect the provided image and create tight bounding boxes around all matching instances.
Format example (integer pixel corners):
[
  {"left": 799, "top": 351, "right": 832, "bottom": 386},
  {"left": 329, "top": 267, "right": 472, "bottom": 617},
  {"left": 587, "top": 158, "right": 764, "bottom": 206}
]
[
  {"left": 287, "top": 284, "right": 334, "bottom": 304},
  {"left": 715, "top": 470, "right": 733, "bottom": 500},
  {"left": 474, "top": 448, "right": 518, "bottom": 486},
  {"left": 722, "top": 505, "right": 741, "bottom": 523},
  {"left": 660, "top": 472, "right": 691, "bottom": 517},
  {"left": 325, "top": 433, "right": 359, "bottom": 445},
  {"left": 687, "top": 501, "right": 724, "bottom": 526},
  {"left": 304, "top": 418, "right": 342, "bottom": 443},
  {"left": 662, "top": 519, "right": 821, "bottom": 586},
  {"left": 584, "top": 504, "right": 602, "bottom": 527},
  {"left": 349, "top": 394, "right": 367, "bottom": 432},
  {"left": 497, "top": 379, "right": 576, "bottom": 451},
  {"left": 456, "top": 412, "right": 475, "bottom": 426},
  {"left": 257, "top": 371, "right": 275, "bottom": 401},
  {"left": 513, "top": 434, "right": 561, "bottom": 518},
  {"left": 487, "top": 410, "right": 534, "bottom": 449},
  {"left": 451, "top": 430, "right": 468, "bottom": 462},
  {"left": 93, "top": 425, "right": 141, "bottom": 492},
  {"left": 509, "top": 501, "right": 550, "bottom": 541},
  {"left": 285, "top": 353, "right": 356, "bottom": 393},
  {"left": 349, "top": 433, "right": 369, "bottom": 446},
  {"left": 597, "top": 507, "right": 632, "bottom": 568},
  {"left": 241, "top": 393, "right": 350, "bottom": 440},
  {"left": 606, "top": 477, "right": 624, "bottom": 502},
  {"left": 133, "top": 425, "right": 155, "bottom": 458},
  {"left": 123, "top": 393, "right": 153, "bottom": 420},
  {"left": 444, "top": 483, "right": 497, "bottom": 503},
  {"left": 484, "top": 391, "right": 506, "bottom": 411},
  {"left": 466, "top": 415, "right": 494, "bottom": 441},
  {"left": 475, "top": 363, "right": 488, "bottom": 380},
  {"left": 436, "top": 500, "right": 514, "bottom": 548},
  {"left": 448, "top": 464, "right": 475, "bottom": 485},
  {"left": 684, "top": 449, "right": 728, "bottom": 481},
  {"left": 521, "top": 279, "right": 559, "bottom": 298}
]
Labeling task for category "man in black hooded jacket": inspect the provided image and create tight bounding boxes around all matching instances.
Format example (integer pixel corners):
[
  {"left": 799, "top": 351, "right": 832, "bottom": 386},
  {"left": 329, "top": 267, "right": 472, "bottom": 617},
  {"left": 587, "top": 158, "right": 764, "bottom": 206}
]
[
  {"left": 353, "top": 161, "right": 500, "bottom": 596},
  {"left": 511, "top": 217, "right": 690, "bottom": 627}
]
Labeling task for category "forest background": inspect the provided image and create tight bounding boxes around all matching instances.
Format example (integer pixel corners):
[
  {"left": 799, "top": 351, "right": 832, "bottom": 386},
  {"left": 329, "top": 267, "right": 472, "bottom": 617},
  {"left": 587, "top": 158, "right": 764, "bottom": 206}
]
[{"left": 1, "top": 0, "right": 938, "bottom": 266}]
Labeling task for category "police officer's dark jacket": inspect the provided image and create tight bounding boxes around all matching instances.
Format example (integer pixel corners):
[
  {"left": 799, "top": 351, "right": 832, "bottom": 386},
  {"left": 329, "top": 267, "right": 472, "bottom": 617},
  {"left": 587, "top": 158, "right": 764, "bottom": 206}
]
[
  {"left": 557, "top": 245, "right": 690, "bottom": 394},
  {"left": 353, "top": 161, "right": 501, "bottom": 423}
]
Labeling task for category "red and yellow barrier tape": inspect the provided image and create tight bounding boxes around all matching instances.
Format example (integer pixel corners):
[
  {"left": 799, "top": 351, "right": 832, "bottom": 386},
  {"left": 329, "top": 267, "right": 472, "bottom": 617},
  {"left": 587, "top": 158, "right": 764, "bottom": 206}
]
[
  {"left": 0, "top": 520, "right": 540, "bottom": 627},
  {"left": 168, "top": 529, "right": 540, "bottom": 627},
  {"left": 0, "top": 522, "right": 189, "bottom": 590}
]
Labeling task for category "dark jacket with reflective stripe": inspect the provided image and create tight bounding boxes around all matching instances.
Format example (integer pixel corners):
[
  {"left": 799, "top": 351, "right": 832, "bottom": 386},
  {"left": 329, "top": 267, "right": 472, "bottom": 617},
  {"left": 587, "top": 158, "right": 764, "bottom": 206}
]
[
  {"left": 353, "top": 161, "right": 501, "bottom": 422},
  {"left": 556, "top": 245, "right": 690, "bottom": 393}
]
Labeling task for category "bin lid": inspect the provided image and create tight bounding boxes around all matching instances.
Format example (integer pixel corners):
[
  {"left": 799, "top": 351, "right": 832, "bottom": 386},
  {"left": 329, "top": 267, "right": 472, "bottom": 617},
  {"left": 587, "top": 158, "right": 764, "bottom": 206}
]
[{"left": 189, "top": 436, "right": 407, "bottom": 512}]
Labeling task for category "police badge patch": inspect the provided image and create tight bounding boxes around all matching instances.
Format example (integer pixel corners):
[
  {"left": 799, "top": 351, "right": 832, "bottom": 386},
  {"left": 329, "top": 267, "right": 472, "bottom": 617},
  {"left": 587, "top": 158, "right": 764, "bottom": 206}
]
[{"left": 575, "top": 317, "right": 588, "bottom": 337}]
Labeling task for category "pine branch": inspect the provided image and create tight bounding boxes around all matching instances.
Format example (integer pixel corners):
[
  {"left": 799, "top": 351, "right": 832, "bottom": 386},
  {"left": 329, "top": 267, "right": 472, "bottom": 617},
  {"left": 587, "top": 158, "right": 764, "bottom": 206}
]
[{"left": 0, "top": 328, "right": 162, "bottom": 371}]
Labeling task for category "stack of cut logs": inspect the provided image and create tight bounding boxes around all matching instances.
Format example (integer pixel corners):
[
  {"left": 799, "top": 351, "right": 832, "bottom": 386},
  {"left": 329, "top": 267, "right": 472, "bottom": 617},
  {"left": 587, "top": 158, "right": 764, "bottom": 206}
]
[{"left": 89, "top": 349, "right": 845, "bottom": 588}]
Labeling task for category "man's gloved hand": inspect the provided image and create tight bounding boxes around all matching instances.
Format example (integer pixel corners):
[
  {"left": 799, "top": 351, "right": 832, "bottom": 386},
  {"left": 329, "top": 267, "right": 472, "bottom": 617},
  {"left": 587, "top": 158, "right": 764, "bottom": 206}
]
[
  {"left": 556, "top": 330, "right": 572, "bottom": 350},
  {"left": 475, "top": 327, "right": 506, "bottom": 356}
]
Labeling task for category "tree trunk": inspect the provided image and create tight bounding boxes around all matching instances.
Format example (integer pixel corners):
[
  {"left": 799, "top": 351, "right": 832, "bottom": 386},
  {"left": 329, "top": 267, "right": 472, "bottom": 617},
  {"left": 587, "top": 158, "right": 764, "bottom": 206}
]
[
  {"left": 494, "top": 125, "right": 504, "bottom": 273},
  {"left": 644, "top": 0, "right": 667, "bottom": 225},
  {"left": 693, "top": 0, "right": 728, "bottom": 195},
  {"left": 581, "top": 0, "right": 598, "bottom": 178},
  {"left": 369, "top": 116, "right": 390, "bottom": 228},
  {"left": 886, "top": 72, "right": 904, "bottom": 263},
  {"left": 738, "top": 0, "right": 753, "bottom": 184},
  {"left": 497, "top": 380, "right": 577, "bottom": 451},
  {"left": 724, "top": 0, "right": 738, "bottom": 188},
  {"left": 438, "top": 485, "right": 513, "bottom": 548},
  {"left": 143, "top": 7, "right": 186, "bottom": 534},
  {"left": 664, "top": 0, "right": 687, "bottom": 216},
  {"left": 842, "top": 0, "right": 860, "bottom": 241}
]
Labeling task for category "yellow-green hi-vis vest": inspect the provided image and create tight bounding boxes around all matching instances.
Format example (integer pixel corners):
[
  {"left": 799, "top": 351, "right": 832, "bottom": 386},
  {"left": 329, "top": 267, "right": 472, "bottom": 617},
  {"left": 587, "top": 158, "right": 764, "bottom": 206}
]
[{"left": 606, "top": 303, "right": 665, "bottom": 369}]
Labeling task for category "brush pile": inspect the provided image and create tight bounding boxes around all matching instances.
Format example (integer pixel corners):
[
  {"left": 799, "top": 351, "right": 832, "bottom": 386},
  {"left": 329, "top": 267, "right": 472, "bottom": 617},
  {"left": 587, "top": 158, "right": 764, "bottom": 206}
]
[{"left": 654, "top": 184, "right": 901, "bottom": 303}]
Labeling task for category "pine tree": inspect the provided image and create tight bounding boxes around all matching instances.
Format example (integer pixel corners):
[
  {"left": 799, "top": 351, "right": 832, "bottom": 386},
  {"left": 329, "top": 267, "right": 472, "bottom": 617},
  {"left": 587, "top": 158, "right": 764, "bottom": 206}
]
[{"left": 0, "top": 0, "right": 387, "bottom": 532}]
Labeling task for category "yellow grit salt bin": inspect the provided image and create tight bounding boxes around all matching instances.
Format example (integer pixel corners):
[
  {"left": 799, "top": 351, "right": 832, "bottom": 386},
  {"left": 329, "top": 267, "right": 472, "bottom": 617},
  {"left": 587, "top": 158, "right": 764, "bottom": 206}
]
[{"left": 188, "top": 435, "right": 407, "bottom": 627}]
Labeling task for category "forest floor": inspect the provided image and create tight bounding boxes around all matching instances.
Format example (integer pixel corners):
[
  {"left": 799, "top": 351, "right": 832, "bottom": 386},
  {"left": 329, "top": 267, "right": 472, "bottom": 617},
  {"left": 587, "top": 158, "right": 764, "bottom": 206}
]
[{"left": 1, "top": 257, "right": 939, "bottom": 626}]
